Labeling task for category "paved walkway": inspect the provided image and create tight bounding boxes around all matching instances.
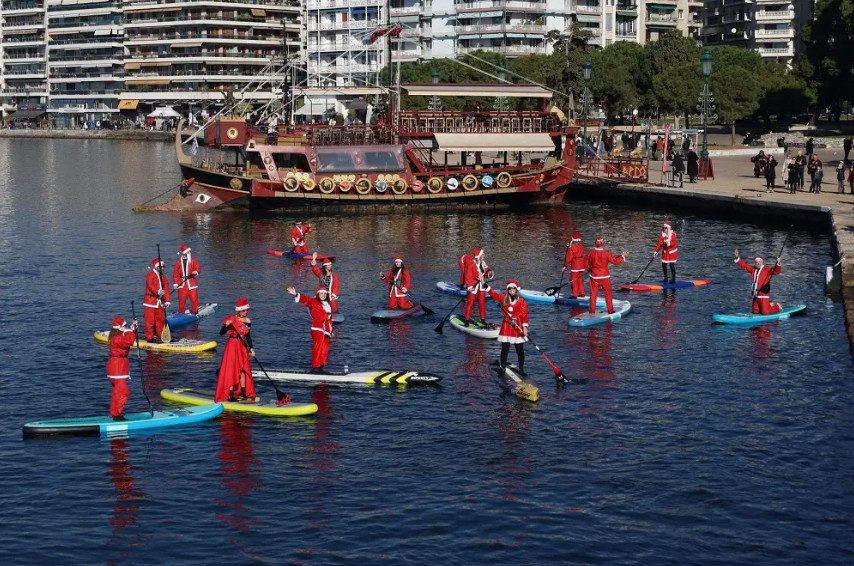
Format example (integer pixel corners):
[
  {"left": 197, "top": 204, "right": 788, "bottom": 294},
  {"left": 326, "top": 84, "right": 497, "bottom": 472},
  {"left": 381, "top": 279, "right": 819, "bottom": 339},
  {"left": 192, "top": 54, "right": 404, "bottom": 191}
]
[{"left": 575, "top": 149, "right": 854, "bottom": 351}]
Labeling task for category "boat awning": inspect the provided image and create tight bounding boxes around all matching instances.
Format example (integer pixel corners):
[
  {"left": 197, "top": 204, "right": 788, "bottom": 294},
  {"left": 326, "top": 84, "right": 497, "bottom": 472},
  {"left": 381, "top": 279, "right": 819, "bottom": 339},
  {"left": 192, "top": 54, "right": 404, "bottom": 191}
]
[
  {"left": 434, "top": 133, "right": 555, "bottom": 152},
  {"left": 402, "top": 83, "right": 553, "bottom": 98},
  {"left": 118, "top": 99, "right": 139, "bottom": 110}
]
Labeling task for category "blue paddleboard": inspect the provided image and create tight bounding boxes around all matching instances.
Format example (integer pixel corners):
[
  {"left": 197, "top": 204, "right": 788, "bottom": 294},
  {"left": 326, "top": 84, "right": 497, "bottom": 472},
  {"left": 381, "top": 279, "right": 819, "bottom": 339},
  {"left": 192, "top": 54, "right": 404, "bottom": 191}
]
[
  {"left": 711, "top": 304, "right": 806, "bottom": 325},
  {"left": 167, "top": 303, "right": 217, "bottom": 330},
  {"left": 568, "top": 299, "right": 632, "bottom": 327}
]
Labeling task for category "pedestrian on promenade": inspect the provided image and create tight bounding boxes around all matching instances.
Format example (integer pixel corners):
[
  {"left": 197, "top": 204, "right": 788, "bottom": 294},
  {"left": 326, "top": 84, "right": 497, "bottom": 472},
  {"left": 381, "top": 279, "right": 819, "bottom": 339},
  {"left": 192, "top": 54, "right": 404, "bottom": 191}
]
[
  {"left": 765, "top": 155, "right": 778, "bottom": 192},
  {"left": 805, "top": 137, "right": 814, "bottom": 159},
  {"left": 807, "top": 154, "right": 821, "bottom": 189},
  {"left": 837, "top": 164, "right": 847, "bottom": 193},
  {"left": 687, "top": 149, "right": 699, "bottom": 183},
  {"left": 793, "top": 150, "right": 806, "bottom": 191},
  {"left": 843, "top": 137, "right": 852, "bottom": 163},
  {"left": 848, "top": 165, "right": 854, "bottom": 194},
  {"left": 787, "top": 159, "right": 799, "bottom": 194},
  {"left": 671, "top": 152, "right": 685, "bottom": 187},
  {"left": 810, "top": 164, "right": 824, "bottom": 193},
  {"left": 781, "top": 155, "right": 791, "bottom": 192}
]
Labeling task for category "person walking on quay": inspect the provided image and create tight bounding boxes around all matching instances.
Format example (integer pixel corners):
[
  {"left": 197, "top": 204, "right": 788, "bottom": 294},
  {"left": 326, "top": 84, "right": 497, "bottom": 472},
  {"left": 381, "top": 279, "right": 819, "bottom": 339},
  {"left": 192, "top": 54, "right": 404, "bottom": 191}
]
[
  {"left": 687, "top": 148, "right": 699, "bottom": 183},
  {"left": 459, "top": 247, "right": 493, "bottom": 327},
  {"left": 837, "top": 163, "right": 847, "bottom": 193},
  {"left": 733, "top": 249, "right": 782, "bottom": 315},
  {"left": 765, "top": 154, "right": 778, "bottom": 192},
  {"left": 214, "top": 298, "right": 257, "bottom": 402},
  {"left": 586, "top": 237, "right": 628, "bottom": 315},
  {"left": 810, "top": 163, "right": 824, "bottom": 193},
  {"left": 287, "top": 285, "right": 334, "bottom": 373},
  {"left": 106, "top": 315, "right": 138, "bottom": 420},
  {"left": 848, "top": 165, "right": 854, "bottom": 194},
  {"left": 671, "top": 152, "right": 685, "bottom": 187},
  {"left": 807, "top": 154, "right": 821, "bottom": 190},
  {"left": 487, "top": 280, "right": 529, "bottom": 375},
  {"left": 172, "top": 245, "right": 201, "bottom": 315},
  {"left": 654, "top": 219, "right": 679, "bottom": 283},
  {"left": 843, "top": 136, "right": 852, "bottom": 163},
  {"left": 381, "top": 255, "right": 414, "bottom": 310},
  {"left": 787, "top": 159, "right": 799, "bottom": 194},
  {"left": 143, "top": 258, "right": 170, "bottom": 342},
  {"left": 793, "top": 150, "right": 806, "bottom": 191},
  {"left": 562, "top": 232, "right": 587, "bottom": 298},
  {"left": 310, "top": 253, "right": 340, "bottom": 315},
  {"left": 291, "top": 221, "right": 312, "bottom": 254},
  {"left": 805, "top": 137, "right": 814, "bottom": 160}
]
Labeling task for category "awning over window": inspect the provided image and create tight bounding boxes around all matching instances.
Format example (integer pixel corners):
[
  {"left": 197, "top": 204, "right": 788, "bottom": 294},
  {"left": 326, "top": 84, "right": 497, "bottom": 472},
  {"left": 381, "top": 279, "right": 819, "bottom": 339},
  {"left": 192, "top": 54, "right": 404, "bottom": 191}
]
[
  {"left": 124, "top": 5, "right": 180, "bottom": 12},
  {"left": 433, "top": 132, "right": 555, "bottom": 152},
  {"left": 250, "top": 8, "right": 266, "bottom": 16},
  {"left": 125, "top": 79, "right": 171, "bottom": 85},
  {"left": 118, "top": 99, "right": 139, "bottom": 110},
  {"left": 124, "top": 62, "right": 141, "bottom": 70},
  {"left": 171, "top": 42, "right": 203, "bottom": 48}
]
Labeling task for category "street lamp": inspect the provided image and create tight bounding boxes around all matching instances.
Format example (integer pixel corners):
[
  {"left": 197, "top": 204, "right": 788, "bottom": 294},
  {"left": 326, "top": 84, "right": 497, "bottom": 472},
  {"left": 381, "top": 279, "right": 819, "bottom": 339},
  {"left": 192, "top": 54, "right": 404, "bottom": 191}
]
[
  {"left": 699, "top": 49, "right": 713, "bottom": 160},
  {"left": 581, "top": 60, "right": 592, "bottom": 160}
]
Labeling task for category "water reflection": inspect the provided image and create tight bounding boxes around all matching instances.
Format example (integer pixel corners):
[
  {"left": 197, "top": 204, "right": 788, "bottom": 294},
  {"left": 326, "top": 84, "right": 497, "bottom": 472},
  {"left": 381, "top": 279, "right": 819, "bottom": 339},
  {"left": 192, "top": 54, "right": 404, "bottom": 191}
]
[
  {"left": 750, "top": 325, "right": 774, "bottom": 362},
  {"left": 657, "top": 290, "right": 678, "bottom": 350},
  {"left": 107, "top": 438, "right": 143, "bottom": 560},
  {"left": 493, "top": 401, "right": 534, "bottom": 503},
  {"left": 215, "top": 419, "right": 259, "bottom": 535}
]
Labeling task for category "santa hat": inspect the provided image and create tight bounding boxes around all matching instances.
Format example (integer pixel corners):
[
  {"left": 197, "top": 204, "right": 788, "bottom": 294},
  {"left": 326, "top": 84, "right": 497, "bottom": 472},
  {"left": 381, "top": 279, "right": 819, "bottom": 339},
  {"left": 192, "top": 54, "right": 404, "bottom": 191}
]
[
  {"left": 662, "top": 219, "right": 672, "bottom": 229},
  {"left": 755, "top": 256, "right": 764, "bottom": 263},
  {"left": 322, "top": 258, "right": 333, "bottom": 267},
  {"left": 393, "top": 255, "right": 403, "bottom": 263},
  {"left": 471, "top": 247, "right": 484, "bottom": 258},
  {"left": 316, "top": 286, "right": 329, "bottom": 295},
  {"left": 112, "top": 316, "right": 125, "bottom": 329},
  {"left": 178, "top": 244, "right": 191, "bottom": 254},
  {"left": 235, "top": 297, "right": 250, "bottom": 311},
  {"left": 595, "top": 236, "right": 605, "bottom": 247},
  {"left": 505, "top": 279, "right": 520, "bottom": 289},
  {"left": 148, "top": 258, "right": 164, "bottom": 269},
  {"left": 571, "top": 232, "right": 582, "bottom": 242}
]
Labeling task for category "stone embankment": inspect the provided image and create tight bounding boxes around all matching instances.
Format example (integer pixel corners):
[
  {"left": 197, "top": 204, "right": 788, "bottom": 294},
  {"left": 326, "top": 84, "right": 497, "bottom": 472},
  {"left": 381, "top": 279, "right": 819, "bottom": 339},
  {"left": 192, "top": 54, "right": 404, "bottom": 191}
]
[{"left": 0, "top": 129, "right": 172, "bottom": 141}]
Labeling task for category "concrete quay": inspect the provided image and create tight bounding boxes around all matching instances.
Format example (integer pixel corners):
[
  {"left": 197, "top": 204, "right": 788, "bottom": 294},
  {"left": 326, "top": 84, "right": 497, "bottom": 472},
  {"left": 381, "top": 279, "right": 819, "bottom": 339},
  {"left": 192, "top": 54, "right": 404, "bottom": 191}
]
[
  {"left": 0, "top": 129, "right": 172, "bottom": 142},
  {"left": 570, "top": 150, "right": 854, "bottom": 352}
]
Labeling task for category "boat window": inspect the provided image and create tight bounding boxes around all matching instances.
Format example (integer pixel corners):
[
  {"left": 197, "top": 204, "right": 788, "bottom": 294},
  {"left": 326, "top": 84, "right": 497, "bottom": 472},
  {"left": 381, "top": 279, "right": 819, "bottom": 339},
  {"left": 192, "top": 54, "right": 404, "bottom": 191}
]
[
  {"left": 361, "top": 150, "right": 403, "bottom": 171},
  {"left": 246, "top": 152, "right": 264, "bottom": 168},
  {"left": 315, "top": 151, "right": 355, "bottom": 172},
  {"left": 272, "top": 152, "right": 311, "bottom": 170},
  {"left": 315, "top": 146, "right": 404, "bottom": 172}
]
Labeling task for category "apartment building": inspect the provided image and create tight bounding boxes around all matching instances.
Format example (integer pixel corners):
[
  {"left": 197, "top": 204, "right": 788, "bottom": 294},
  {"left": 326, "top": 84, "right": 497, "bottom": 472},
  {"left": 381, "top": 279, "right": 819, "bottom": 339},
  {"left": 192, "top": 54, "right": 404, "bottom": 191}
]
[{"left": 0, "top": 0, "right": 48, "bottom": 115}]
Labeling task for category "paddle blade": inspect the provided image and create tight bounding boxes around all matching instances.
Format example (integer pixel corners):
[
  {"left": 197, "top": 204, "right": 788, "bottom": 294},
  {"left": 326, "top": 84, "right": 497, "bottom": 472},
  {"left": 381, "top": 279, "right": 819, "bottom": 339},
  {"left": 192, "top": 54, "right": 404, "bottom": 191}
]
[
  {"left": 514, "top": 381, "right": 540, "bottom": 402},
  {"left": 544, "top": 287, "right": 559, "bottom": 296},
  {"left": 161, "top": 322, "right": 171, "bottom": 343},
  {"left": 275, "top": 393, "right": 292, "bottom": 405},
  {"left": 420, "top": 304, "right": 436, "bottom": 316},
  {"left": 433, "top": 321, "right": 445, "bottom": 334}
]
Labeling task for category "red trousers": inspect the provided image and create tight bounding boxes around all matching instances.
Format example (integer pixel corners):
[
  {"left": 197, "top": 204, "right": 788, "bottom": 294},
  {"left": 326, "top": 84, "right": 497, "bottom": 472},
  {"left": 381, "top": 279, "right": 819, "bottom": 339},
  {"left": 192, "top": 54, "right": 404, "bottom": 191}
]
[
  {"left": 293, "top": 244, "right": 308, "bottom": 254},
  {"left": 464, "top": 290, "right": 487, "bottom": 321},
  {"left": 144, "top": 306, "right": 165, "bottom": 340},
  {"left": 311, "top": 330, "right": 330, "bottom": 369},
  {"left": 387, "top": 295, "right": 414, "bottom": 310},
  {"left": 752, "top": 297, "right": 782, "bottom": 315},
  {"left": 589, "top": 278, "right": 615, "bottom": 314},
  {"left": 570, "top": 271, "right": 586, "bottom": 297},
  {"left": 177, "top": 286, "right": 199, "bottom": 314},
  {"left": 109, "top": 377, "right": 130, "bottom": 418}
]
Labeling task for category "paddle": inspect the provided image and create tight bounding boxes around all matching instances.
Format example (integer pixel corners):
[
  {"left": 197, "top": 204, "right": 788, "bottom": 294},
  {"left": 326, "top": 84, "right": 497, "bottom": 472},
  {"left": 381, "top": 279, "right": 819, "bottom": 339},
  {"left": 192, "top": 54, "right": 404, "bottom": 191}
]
[
  {"left": 406, "top": 294, "right": 435, "bottom": 316},
  {"left": 137, "top": 178, "right": 196, "bottom": 208},
  {"left": 434, "top": 294, "right": 467, "bottom": 334},
  {"left": 130, "top": 301, "right": 154, "bottom": 416},
  {"left": 494, "top": 295, "right": 569, "bottom": 384},
  {"left": 156, "top": 244, "right": 171, "bottom": 343},
  {"left": 236, "top": 334, "right": 291, "bottom": 405},
  {"left": 631, "top": 254, "right": 656, "bottom": 284},
  {"left": 768, "top": 225, "right": 792, "bottom": 285},
  {"left": 544, "top": 244, "right": 571, "bottom": 296}
]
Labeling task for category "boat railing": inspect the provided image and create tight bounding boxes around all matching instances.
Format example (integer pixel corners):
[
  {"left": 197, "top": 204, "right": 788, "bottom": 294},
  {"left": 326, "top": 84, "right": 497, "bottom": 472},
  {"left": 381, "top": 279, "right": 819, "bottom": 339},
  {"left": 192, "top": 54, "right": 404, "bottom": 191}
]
[
  {"left": 575, "top": 153, "right": 650, "bottom": 184},
  {"left": 397, "top": 111, "right": 562, "bottom": 135}
]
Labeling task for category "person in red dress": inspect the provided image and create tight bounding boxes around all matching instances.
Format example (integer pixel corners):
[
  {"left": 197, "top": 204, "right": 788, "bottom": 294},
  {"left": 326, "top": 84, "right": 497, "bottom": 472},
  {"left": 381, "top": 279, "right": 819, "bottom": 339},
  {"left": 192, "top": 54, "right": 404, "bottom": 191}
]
[
  {"left": 487, "top": 279, "right": 529, "bottom": 375},
  {"left": 586, "top": 237, "right": 628, "bottom": 314},
  {"left": 654, "top": 219, "right": 679, "bottom": 283},
  {"left": 172, "top": 244, "right": 201, "bottom": 314},
  {"left": 310, "top": 252, "right": 340, "bottom": 314},
  {"left": 142, "top": 258, "right": 170, "bottom": 342},
  {"left": 562, "top": 231, "right": 587, "bottom": 297},
  {"left": 460, "top": 247, "right": 494, "bottom": 326},
  {"left": 733, "top": 248, "right": 783, "bottom": 314},
  {"left": 291, "top": 221, "right": 312, "bottom": 254},
  {"left": 214, "top": 298, "right": 257, "bottom": 402},
  {"left": 287, "top": 285, "right": 334, "bottom": 373},
  {"left": 106, "top": 316, "right": 138, "bottom": 420},
  {"left": 381, "top": 255, "right": 414, "bottom": 310}
]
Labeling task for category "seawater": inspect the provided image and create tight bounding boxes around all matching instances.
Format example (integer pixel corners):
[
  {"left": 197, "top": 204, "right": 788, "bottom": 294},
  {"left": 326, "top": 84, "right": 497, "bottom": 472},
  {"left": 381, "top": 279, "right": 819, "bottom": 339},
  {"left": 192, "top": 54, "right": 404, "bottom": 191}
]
[{"left": 0, "top": 139, "right": 851, "bottom": 564}]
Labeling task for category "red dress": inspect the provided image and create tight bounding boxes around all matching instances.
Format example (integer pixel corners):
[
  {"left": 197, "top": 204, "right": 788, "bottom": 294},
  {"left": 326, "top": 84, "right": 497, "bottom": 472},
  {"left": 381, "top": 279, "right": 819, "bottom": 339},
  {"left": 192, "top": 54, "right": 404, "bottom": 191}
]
[
  {"left": 291, "top": 224, "right": 311, "bottom": 254},
  {"left": 382, "top": 266, "right": 414, "bottom": 310},
  {"left": 295, "top": 293, "right": 333, "bottom": 369},
  {"left": 736, "top": 258, "right": 782, "bottom": 314},
  {"left": 311, "top": 264, "right": 341, "bottom": 313},
  {"left": 106, "top": 328, "right": 136, "bottom": 417},
  {"left": 586, "top": 247, "right": 625, "bottom": 314},
  {"left": 565, "top": 242, "right": 587, "bottom": 297},
  {"left": 654, "top": 230, "right": 679, "bottom": 263},
  {"left": 214, "top": 315, "right": 256, "bottom": 402},
  {"left": 488, "top": 290, "right": 529, "bottom": 343},
  {"left": 173, "top": 254, "right": 201, "bottom": 314},
  {"left": 142, "top": 271, "right": 170, "bottom": 340}
]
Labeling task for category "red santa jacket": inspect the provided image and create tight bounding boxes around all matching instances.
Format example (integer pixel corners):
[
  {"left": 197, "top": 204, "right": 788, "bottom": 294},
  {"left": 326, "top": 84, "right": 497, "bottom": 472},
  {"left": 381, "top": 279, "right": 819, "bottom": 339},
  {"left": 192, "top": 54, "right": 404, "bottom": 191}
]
[
  {"left": 173, "top": 255, "right": 201, "bottom": 290},
  {"left": 296, "top": 293, "right": 333, "bottom": 336},
  {"left": 143, "top": 271, "right": 171, "bottom": 308},
  {"left": 565, "top": 242, "right": 587, "bottom": 272},
  {"left": 382, "top": 266, "right": 411, "bottom": 297},
  {"left": 488, "top": 289, "right": 529, "bottom": 340},
  {"left": 291, "top": 224, "right": 310, "bottom": 247},
  {"left": 654, "top": 230, "right": 679, "bottom": 263},
  {"left": 586, "top": 247, "right": 625, "bottom": 279},
  {"left": 106, "top": 328, "right": 136, "bottom": 379},
  {"left": 736, "top": 258, "right": 781, "bottom": 299},
  {"left": 311, "top": 264, "right": 340, "bottom": 299},
  {"left": 461, "top": 255, "right": 492, "bottom": 290},
  {"left": 220, "top": 314, "right": 251, "bottom": 339}
]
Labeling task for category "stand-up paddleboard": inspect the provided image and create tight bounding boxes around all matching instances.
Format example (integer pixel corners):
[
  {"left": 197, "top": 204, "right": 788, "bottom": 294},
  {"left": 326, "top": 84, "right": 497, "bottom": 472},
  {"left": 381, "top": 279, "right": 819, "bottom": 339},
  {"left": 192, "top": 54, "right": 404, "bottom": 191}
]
[
  {"left": 711, "top": 304, "right": 806, "bottom": 325},
  {"left": 619, "top": 279, "right": 712, "bottom": 292},
  {"left": 568, "top": 299, "right": 632, "bottom": 327},
  {"left": 161, "top": 388, "right": 318, "bottom": 417},
  {"left": 22, "top": 404, "right": 223, "bottom": 438},
  {"left": 93, "top": 331, "right": 217, "bottom": 353},
  {"left": 370, "top": 304, "right": 425, "bottom": 323},
  {"left": 167, "top": 303, "right": 217, "bottom": 330},
  {"left": 254, "top": 368, "right": 442, "bottom": 386},
  {"left": 266, "top": 249, "right": 335, "bottom": 262},
  {"left": 492, "top": 363, "right": 539, "bottom": 402},
  {"left": 331, "top": 313, "right": 345, "bottom": 323},
  {"left": 436, "top": 281, "right": 467, "bottom": 296},
  {"left": 449, "top": 314, "right": 500, "bottom": 339},
  {"left": 514, "top": 289, "right": 611, "bottom": 308}
]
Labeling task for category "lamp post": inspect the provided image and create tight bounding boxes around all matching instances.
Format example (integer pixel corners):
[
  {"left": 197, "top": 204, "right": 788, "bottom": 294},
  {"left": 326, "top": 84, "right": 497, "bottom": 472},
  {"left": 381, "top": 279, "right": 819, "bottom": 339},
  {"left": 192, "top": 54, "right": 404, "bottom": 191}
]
[
  {"left": 581, "top": 60, "right": 592, "bottom": 161},
  {"left": 699, "top": 49, "right": 713, "bottom": 160}
]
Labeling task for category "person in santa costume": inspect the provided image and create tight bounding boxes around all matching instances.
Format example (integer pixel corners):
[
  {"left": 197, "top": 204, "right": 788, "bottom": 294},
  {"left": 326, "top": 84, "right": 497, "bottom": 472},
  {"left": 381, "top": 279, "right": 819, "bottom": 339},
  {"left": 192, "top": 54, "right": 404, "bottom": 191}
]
[
  {"left": 487, "top": 279, "right": 529, "bottom": 375},
  {"left": 106, "top": 315, "right": 138, "bottom": 420},
  {"left": 291, "top": 221, "right": 312, "bottom": 254},
  {"left": 586, "top": 237, "right": 628, "bottom": 314},
  {"left": 172, "top": 244, "right": 202, "bottom": 314},
  {"left": 460, "top": 247, "right": 494, "bottom": 326},
  {"left": 214, "top": 298, "right": 257, "bottom": 402},
  {"left": 143, "top": 258, "right": 171, "bottom": 342},
  {"left": 287, "top": 285, "right": 334, "bottom": 373},
  {"left": 562, "top": 232, "right": 587, "bottom": 297},
  {"left": 733, "top": 248, "right": 783, "bottom": 314},
  {"left": 381, "top": 255, "right": 413, "bottom": 310},
  {"left": 654, "top": 219, "right": 679, "bottom": 283},
  {"left": 310, "top": 252, "right": 340, "bottom": 313}
]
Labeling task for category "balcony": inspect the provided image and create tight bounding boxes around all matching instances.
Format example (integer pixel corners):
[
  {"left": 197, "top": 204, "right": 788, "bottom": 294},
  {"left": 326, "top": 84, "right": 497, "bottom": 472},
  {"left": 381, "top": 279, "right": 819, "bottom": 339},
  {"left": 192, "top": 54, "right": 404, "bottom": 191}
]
[
  {"left": 306, "top": 0, "right": 383, "bottom": 9},
  {"left": 755, "top": 28, "right": 794, "bottom": 38},
  {"left": 755, "top": 9, "right": 794, "bottom": 21},
  {"left": 646, "top": 13, "right": 678, "bottom": 25},
  {"left": 307, "top": 19, "right": 380, "bottom": 31},
  {"left": 615, "top": 31, "right": 637, "bottom": 41},
  {"left": 390, "top": 6, "right": 422, "bottom": 17},
  {"left": 394, "top": 49, "right": 421, "bottom": 61},
  {"left": 308, "top": 40, "right": 369, "bottom": 52},
  {"left": 575, "top": 4, "right": 601, "bottom": 14},
  {"left": 455, "top": 23, "right": 546, "bottom": 34},
  {"left": 757, "top": 46, "right": 794, "bottom": 57},
  {"left": 308, "top": 62, "right": 376, "bottom": 74}
]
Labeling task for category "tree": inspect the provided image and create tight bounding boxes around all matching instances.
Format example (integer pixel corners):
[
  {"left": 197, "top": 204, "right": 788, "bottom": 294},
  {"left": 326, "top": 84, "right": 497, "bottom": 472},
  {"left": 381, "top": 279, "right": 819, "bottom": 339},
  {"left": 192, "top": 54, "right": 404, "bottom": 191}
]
[
  {"left": 802, "top": 0, "right": 854, "bottom": 120},
  {"left": 707, "top": 46, "right": 762, "bottom": 144},
  {"left": 645, "top": 32, "right": 701, "bottom": 122},
  {"left": 588, "top": 42, "right": 644, "bottom": 119}
]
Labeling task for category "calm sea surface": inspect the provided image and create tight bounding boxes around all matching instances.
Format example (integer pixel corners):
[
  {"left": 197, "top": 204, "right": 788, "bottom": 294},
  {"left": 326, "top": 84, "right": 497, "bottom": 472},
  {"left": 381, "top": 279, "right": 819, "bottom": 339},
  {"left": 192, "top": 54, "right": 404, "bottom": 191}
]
[{"left": 0, "top": 139, "right": 851, "bottom": 564}]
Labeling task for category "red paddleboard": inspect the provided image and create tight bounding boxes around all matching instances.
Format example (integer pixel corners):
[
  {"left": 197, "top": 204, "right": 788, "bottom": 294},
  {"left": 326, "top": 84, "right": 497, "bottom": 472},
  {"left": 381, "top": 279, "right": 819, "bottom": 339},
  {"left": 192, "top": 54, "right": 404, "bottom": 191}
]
[
  {"left": 619, "top": 279, "right": 712, "bottom": 292},
  {"left": 266, "top": 249, "right": 335, "bottom": 262}
]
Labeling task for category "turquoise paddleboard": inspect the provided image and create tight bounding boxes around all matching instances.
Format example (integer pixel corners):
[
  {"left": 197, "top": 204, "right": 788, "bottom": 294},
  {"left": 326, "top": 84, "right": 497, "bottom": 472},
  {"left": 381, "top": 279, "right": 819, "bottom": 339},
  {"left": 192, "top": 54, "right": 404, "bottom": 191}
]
[{"left": 711, "top": 304, "right": 806, "bottom": 325}]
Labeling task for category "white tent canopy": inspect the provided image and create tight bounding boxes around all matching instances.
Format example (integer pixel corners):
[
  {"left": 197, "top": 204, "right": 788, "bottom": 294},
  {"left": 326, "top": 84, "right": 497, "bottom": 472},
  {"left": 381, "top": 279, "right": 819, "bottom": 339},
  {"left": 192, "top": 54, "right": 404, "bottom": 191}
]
[{"left": 148, "top": 106, "right": 181, "bottom": 119}]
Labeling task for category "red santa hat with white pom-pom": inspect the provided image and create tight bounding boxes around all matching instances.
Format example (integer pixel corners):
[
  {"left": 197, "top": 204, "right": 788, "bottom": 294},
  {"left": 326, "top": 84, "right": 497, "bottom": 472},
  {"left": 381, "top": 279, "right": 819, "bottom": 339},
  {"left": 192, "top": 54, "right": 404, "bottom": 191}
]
[
  {"left": 235, "top": 297, "right": 250, "bottom": 311},
  {"left": 112, "top": 316, "right": 126, "bottom": 329},
  {"left": 148, "top": 258, "right": 164, "bottom": 270}
]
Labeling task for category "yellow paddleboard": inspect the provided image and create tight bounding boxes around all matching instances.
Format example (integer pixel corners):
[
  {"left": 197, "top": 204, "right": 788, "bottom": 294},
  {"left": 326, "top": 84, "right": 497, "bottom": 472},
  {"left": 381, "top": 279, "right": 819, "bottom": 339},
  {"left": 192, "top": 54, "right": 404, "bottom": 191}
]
[
  {"left": 93, "top": 331, "right": 217, "bottom": 353},
  {"left": 160, "top": 388, "right": 318, "bottom": 417}
]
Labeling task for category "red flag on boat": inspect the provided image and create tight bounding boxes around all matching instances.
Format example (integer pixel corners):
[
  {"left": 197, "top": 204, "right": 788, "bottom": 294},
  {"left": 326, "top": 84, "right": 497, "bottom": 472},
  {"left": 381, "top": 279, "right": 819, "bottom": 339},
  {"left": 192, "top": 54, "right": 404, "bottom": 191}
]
[{"left": 370, "top": 24, "right": 402, "bottom": 43}]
